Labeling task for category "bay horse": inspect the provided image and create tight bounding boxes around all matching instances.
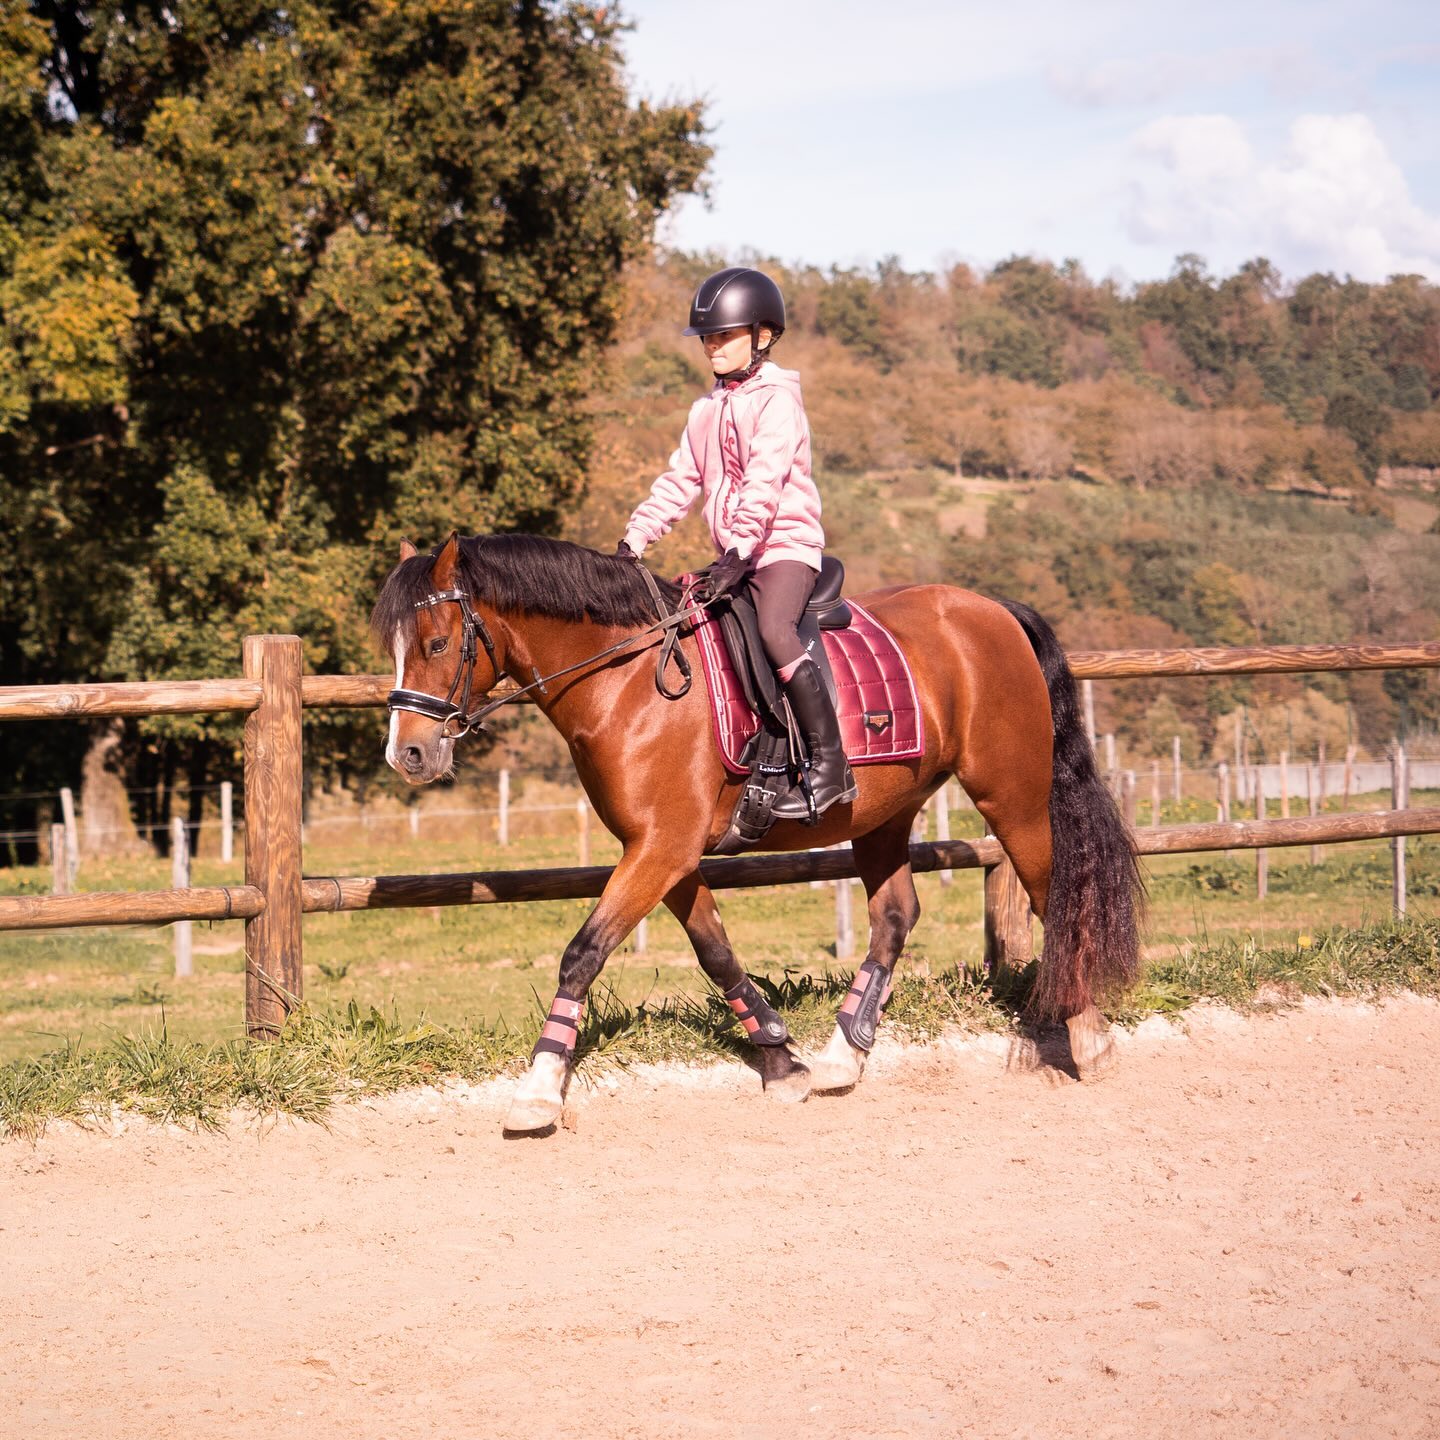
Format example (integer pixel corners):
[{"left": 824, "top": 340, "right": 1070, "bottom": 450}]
[{"left": 373, "top": 533, "right": 1141, "bottom": 1133}]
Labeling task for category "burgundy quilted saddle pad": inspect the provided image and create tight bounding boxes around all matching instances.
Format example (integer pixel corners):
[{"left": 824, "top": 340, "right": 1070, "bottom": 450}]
[{"left": 691, "top": 600, "right": 925, "bottom": 778}]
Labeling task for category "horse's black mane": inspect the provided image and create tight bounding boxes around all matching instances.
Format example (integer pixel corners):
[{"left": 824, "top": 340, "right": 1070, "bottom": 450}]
[{"left": 370, "top": 534, "right": 685, "bottom": 645}]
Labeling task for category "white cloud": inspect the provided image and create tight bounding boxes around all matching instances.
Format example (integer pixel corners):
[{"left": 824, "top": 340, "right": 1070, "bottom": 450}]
[{"left": 1125, "top": 112, "right": 1440, "bottom": 280}]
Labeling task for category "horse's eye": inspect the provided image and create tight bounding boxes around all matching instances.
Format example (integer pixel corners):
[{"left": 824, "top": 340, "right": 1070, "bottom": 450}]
[{"left": 428, "top": 637, "right": 449, "bottom": 656}]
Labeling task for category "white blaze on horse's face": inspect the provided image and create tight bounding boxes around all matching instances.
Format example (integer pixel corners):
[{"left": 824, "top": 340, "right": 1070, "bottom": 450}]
[
  {"left": 386, "top": 622, "right": 458, "bottom": 785},
  {"left": 385, "top": 626, "right": 406, "bottom": 772}
]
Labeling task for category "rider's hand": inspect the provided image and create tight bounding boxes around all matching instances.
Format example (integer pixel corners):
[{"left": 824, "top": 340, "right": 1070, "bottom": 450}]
[
  {"left": 704, "top": 548, "right": 751, "bottom": 599},
  {"left": 616, "top": 539, "right": 640, "bottom": 561}
]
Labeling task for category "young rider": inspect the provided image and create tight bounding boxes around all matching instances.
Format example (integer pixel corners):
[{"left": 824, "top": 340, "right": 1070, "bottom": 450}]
[{"left": 617, "top": 266, "right": 856, "bottom": 819}]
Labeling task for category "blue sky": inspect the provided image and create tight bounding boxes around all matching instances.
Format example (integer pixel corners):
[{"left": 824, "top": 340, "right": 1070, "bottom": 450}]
[{"left": 619, "top": 0, "right": 1440, "bottom": 284}]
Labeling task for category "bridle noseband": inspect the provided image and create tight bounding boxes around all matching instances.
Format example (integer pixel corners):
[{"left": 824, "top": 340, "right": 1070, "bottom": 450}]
[{"left": 387, "top": 588, "right": 499, "bottom": 739}]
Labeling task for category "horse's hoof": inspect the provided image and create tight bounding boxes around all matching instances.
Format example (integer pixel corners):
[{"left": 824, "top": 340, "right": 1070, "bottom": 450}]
[
  {"left": 1073, "top": 1032, "right": 1119, "bottom": 1082},
  {"left": 502, "top": 1094, "right": 563, "bottom": 1134},
  {"left": 763, "top": 1063, "right": 812, "bottom": 1105},
  {"left": 809, "top": 1054, "right": 865, "bottom": 1095},
  {"left": 1067, "top": 1006, "right": 1120, "bottom": 1082}
]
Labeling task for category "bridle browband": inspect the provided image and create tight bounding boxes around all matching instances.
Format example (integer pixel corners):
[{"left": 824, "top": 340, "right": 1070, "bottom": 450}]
[{"left": 386, "top": 571, "right": 706, "bottom": 739}]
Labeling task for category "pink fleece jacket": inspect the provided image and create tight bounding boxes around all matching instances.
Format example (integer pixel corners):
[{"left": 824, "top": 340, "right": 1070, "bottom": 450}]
[{"left": 622, "top": 362, "right": 824, "bottom": 570}]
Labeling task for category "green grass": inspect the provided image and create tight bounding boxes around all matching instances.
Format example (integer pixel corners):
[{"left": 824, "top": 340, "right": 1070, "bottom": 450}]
[
  {"left": 2, "top": 811, "right": 1437, "bottom": 1139},
  {"left": 3, "top": 915, "right": 1436, "bottom": 1142}
]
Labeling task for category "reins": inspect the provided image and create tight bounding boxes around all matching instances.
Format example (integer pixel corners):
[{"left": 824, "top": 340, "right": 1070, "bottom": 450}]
[{"left": 387, "top": 567, "right": 708, "bottom": 738}]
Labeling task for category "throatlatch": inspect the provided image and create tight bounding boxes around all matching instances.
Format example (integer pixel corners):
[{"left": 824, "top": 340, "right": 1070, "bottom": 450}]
[
  {"left": 835, "top": 960, "right": 895, "bottom": 1052},
  {"left": 723, "top": 977, "right": 790, "bottom": 1046},
  {"left": 532, "top": 995, "right": 584, "bottom": 1061}
]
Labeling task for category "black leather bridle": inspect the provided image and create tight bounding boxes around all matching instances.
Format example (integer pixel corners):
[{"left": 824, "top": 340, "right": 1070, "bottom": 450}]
[
  {"left": 386, "top": 572, "right": 706, "bottom": 740},
  {"left": 386, "top": 587, "right": 500, "bottom": 739}
]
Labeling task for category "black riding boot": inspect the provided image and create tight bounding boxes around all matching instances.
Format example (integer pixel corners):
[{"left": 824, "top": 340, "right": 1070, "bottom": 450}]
[{"left": 771, "top": 659, "right": 857, "bottom": 821}]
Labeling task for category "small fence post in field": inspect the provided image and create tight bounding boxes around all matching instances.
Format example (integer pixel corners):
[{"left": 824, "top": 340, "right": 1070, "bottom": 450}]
[
  {"left": 1121, "top": 769, "right": 1137, "bottom": 828},
  {"left": 172, "top": 815, "right": 193, "bottom": 978},
  {"left": 1342, "top": 744, "right": 1356, "bottom": 810},
  {"left": 498, "top": 767, "right": 510, "bottom": 847},
  {"left": 835, "top": 870, "right": 855, "bottom": 962},
  {"left": 1307, "top": 762, "right": 1323, "bottom": 865},
  {"left": 220, "top": 780, "right": 234, "bottom": 863},
  {"left": 50, "top": 823, "right": 69, "bottom": 895},
  {"left": 59, "top": 786, "right": 78, "bottom": 888},
  {"left": 1393, "top": 745, "right": 1409, "bottom": 917},
  {"left": 933, "top": 784, "right": 952, "bottom": 887},
  {"left": 243, "top": 634, "right": 304, "bottom": 1039},
  {"left": 1279, "top": 750, "right": 1290, "bottom": 819},
  {"left": 1081, "top": 678, "right": 1096, "bottom": 750},
  {"left": 634, "top": 913, "right": 648, "bottom": 955},
  {"left": 1255, "top": 767, "right": 1268, "bottom": 900},
  {"left": 1172, "top": 735, "right": 1182, "bottom": 804},
  {"left": 1103, "top": 732, "right": 1116, "bottom": 781},
  {"left": 1150, "top": 761, "right": 1161, "bottom": 827},
  {"left": 408, "top": 802, "right": 420, "bottom": 839},
  {"left": 1218, "top": 761, "right": 1231, "bottom": 857},
  {"left": 576, "top": 796, "right": 590, "bottom": 867}
]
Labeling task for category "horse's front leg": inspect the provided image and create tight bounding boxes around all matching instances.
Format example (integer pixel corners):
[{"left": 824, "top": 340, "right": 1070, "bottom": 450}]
[
  {"left": 663, "top": 873, "right": 810, "bottom": 1104},
  {"left": 504, "top": 846, "right": 692, "bottom": 1134}
]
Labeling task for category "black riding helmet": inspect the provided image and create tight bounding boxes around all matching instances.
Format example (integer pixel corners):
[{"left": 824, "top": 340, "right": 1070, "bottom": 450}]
[
  {"left": 683, "top": 267, "right": 785, "bottom": 380},
  {"left": 683, "top": 266, "right": 785, "bottom": 338}
]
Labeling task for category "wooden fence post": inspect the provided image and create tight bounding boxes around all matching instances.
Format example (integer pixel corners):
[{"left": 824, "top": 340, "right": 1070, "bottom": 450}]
[
  {"left": 59, "top": 786, "right": 78, "bottom": 888},
  {"left": 576, "top": 797, "right": 590, "bottom": 867},
  {"left": 408, "top": 803, "right": 420, "bottom": 839},
  {"left": 1307, "top": 762, "right": 1323, "bottom": 866},
  {"left": 1150, "top": 761, "right": 1161, "bottom": 827},
  {"left": 1172, "top": 735, "right": 1182, "bottom": 804},
  {"left": 220, "top": 780, "right": 234, "bottom": 864},
  {"left": 984, "top": 853, "right": 1032, "bottom": 975},
  {"left": 243, "top": 635, "right": 304, "bottom": 1039},
  {"left": 50, "top": 824, "right": 68, "bottom": 895},
  {"left": 1393, "top": 745, "right": 1408, "bottom": 917},
  {"left": 1255, "top": 767, "right": 1268, "bottom": 900},
  {"left": 1081, "top": 678, "right": 1096, "bottom": 749},
  {"left": 934, "top": 785, "right": 952, "bottom": 887},
  {"left": 1279, "top": 750, "right": 1290, "bottom": 819},
  {"left": 835, "top": 872, "right": 855, "bottom": 962},
  {"left": 1122, "top": 769, "right": 1137, "bottom": 827},
  {"left": 634, "top": 914, "right": 648, "bottom": 955},
  {"left": 1342, "top": 744, "right": 1356, "bottom": 810},
  {"left": 172, "top": 815, "right": 192, "bottom": 978},
  {"left": 498, "top": 767, "right": 510, "bottom": 847}
]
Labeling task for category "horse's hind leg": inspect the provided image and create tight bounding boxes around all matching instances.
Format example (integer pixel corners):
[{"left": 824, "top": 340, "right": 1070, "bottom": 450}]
[
  {"left": 810, "top": 814, "right": 921, "bottom": 1095},
  {"left": 664, "top": 874, "right": 811, "bottom": 1103}
]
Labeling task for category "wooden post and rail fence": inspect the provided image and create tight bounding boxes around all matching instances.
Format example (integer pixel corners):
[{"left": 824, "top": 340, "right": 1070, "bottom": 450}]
[{"left": 2, "top": 639, "right": 1439, "bottom": 1035}]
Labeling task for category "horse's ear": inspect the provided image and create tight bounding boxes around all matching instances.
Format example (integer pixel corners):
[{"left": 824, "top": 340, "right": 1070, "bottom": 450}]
[
  {"left": 432, "top": 531, "right": 460, "bottom": 587},
  {"left": 399, "top": 537, "right": 418, "bottom": 562}
]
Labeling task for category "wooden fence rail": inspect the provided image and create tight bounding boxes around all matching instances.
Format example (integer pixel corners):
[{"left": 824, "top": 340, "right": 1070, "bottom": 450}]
[{"left": 2, "top": 636, "right": 1439, "bottom": 1035}]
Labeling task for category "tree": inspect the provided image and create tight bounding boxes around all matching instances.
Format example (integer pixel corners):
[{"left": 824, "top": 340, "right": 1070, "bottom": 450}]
[{"left": 0, "top": 0, "right": 709, "bottom": 822}]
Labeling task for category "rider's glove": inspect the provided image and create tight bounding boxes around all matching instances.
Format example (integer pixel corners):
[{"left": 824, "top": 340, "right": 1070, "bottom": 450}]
[
  {"left": 616, "top": 539, "right": 640, "bottom": 561},
  {"left": 704, "top": 548, "right": 752, "bottom": 600}
]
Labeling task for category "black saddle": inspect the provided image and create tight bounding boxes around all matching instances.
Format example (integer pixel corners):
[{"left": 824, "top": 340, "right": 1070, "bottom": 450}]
[
  {"left": 715, "top": 556, "right": 851, "bottom": 727},
  {"left": 706, "top": 557, "right": 851, "bottom": 855}
]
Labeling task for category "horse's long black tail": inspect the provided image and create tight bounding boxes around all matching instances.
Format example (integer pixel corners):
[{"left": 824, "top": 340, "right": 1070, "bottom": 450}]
[{"left": 998, "top": 599, "right": 1143, "bottom": 1023}]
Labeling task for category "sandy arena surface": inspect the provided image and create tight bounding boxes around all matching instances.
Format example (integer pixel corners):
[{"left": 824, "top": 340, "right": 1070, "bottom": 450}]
[{"left": 3, "top": 996, "right": 1439, "bottom": 1440}]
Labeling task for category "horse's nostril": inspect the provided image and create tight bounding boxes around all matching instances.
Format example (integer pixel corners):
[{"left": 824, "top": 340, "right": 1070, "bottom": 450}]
[{"left": 400, "top": 746, "right": 424, "bottom": 773}]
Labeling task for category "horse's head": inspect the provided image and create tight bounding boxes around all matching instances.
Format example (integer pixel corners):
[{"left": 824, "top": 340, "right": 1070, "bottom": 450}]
[{"left": 378, "top": 534, "right": 499, "bottom": 785}]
